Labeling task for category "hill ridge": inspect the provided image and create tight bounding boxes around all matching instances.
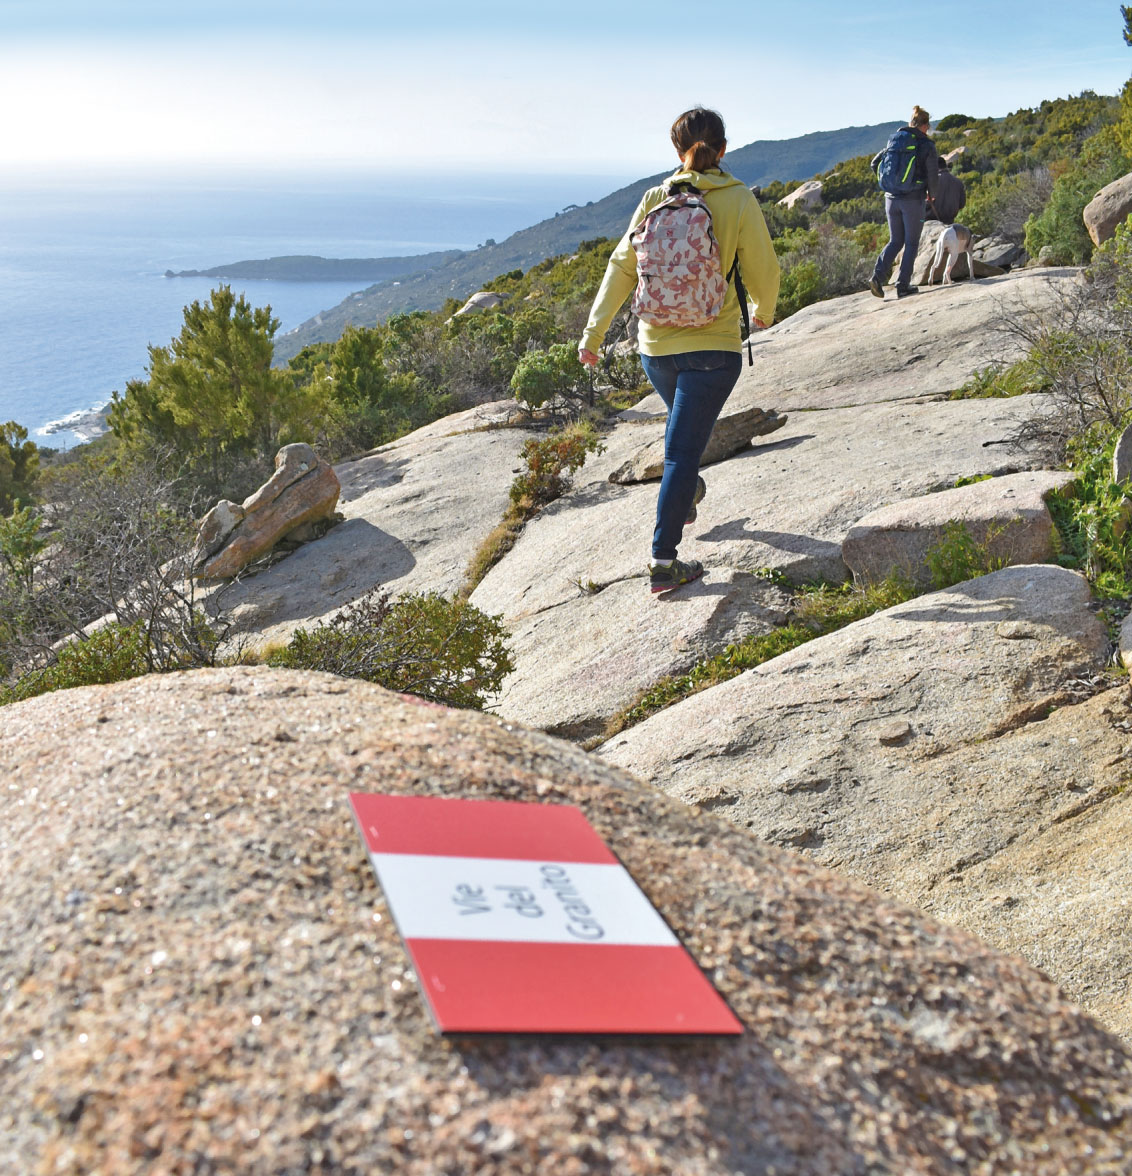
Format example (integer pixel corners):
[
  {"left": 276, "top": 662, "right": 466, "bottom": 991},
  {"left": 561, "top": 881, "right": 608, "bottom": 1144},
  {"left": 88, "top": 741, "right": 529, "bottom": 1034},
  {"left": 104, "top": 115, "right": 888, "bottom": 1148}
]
[{"left": 270, "top": 120, "right": 902, "bottom": 361}]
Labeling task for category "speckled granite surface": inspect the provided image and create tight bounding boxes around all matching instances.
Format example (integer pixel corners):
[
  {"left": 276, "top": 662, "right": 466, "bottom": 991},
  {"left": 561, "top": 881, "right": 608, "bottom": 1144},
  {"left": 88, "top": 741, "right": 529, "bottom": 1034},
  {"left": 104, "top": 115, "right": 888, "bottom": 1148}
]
[{"left": 2, "top": 667, "right": 1130, "bottom": 1175}]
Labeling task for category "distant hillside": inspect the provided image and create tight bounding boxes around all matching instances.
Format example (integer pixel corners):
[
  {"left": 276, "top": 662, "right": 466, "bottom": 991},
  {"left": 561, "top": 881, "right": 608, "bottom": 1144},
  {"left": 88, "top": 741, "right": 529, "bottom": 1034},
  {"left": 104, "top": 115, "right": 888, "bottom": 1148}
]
[
  {"left": 273, "top": 121, "right": 901, "bottom": 362},
  {"left": 166, "top": 251, "right": 464, "bottom": 282}
]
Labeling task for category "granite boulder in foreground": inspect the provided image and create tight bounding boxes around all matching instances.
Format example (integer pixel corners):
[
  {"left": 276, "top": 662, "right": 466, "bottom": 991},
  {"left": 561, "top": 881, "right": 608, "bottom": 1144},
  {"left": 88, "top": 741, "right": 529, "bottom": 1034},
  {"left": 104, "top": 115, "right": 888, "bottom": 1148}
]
[{"left": 3, "top": 668, "right": 1132, "bottom": 1175}]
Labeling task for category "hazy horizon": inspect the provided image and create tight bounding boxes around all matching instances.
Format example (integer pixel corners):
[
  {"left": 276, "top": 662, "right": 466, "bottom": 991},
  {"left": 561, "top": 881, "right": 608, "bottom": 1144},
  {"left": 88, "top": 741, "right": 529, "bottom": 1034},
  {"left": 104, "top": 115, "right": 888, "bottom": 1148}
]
[{"left": 2, "top": 1, "right": 1127, "bottom": 175}]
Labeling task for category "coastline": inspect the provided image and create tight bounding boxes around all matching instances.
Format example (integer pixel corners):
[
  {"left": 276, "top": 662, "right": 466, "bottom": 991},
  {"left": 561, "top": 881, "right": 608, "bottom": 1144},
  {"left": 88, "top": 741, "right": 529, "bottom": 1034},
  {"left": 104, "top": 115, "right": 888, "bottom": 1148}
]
[{"left": 39, "top": 404, "right": 111, "bottom": 445}]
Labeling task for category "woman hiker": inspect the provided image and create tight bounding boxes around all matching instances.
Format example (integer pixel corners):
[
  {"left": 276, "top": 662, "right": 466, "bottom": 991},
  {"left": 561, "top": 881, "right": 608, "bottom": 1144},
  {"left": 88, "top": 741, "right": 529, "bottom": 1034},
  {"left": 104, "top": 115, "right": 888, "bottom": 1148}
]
[
  {"left": 868, "top": 105, "right": 940, "bottom": 299},
  {"left": 578, "top": 107, "right": 780, "bottom": 593}
]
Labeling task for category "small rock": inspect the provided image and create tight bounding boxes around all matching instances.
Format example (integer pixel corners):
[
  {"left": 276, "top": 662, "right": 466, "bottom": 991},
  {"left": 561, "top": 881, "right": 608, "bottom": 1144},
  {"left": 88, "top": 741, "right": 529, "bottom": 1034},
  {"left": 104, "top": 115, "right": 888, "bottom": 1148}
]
[
  {"left": 193, "top": 500, "right": 246, "bottom": 563},
  {"left": 608, "top": 406, "right": 787, "bottom": 484},
  {"left": 877, "top": 720, "right": 912, "bottom": 746}
]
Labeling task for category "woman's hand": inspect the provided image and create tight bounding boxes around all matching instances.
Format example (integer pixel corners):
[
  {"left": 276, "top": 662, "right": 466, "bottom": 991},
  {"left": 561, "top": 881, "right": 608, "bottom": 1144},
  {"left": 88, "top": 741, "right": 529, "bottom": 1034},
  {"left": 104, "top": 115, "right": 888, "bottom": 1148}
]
[
  {"left": 578, "top": 348, "right": 599, "bottom": 368},
  {"left": 754, "top": 318, "right": 769, "bottom": 330}
]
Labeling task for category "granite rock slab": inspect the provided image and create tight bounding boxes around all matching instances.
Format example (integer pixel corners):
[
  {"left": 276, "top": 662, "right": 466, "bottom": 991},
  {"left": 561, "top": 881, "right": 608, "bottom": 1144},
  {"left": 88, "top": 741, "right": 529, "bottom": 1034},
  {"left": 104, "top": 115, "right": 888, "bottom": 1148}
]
[
  {"left": 841, "top": 469, "right": 1077, "bottom": 587},
  {"left": 2, "top": 667, "right": 1131, "bottom": 1173},
  {"left": 599, "top": 565, "right": 1131, "bottom": 1034},
  {"left": 492, "top": 569, "right": 792, "bottom": 739},
  {"left": 472, "top": 394, "right": 1055, "bottom": 623},
  {"left": 208, "top": 419, "right": 541, "bottom": 650},
  {"left": 625, "top": 268, "right": 1082, "bottom": 419}
]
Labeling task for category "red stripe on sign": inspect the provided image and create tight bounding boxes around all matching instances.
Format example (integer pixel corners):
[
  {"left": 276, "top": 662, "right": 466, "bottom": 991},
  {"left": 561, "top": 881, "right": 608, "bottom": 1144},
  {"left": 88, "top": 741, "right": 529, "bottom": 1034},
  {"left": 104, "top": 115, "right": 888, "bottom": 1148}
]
[
  {"left": 349, "top": 794, "right": 618, "bottom": 864},
  {"left": 406, "top": 939, "right": 743, "bottom": 1035}
]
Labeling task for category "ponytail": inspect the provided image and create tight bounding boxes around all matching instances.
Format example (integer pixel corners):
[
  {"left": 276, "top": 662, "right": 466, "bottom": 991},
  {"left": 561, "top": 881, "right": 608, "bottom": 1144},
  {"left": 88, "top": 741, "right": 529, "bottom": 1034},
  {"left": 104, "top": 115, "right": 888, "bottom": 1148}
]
[
  {"left": 911, "top": 105, "right": 931, "bottom": 128},
  {"left": 682, "top": 139, "right": 720, "bottom": 172}
]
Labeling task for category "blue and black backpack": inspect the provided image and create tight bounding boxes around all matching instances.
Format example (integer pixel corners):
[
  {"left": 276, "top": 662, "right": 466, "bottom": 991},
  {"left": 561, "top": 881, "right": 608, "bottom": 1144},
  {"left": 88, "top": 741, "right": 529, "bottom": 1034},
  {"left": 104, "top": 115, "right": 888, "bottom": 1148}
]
[{"left": 876, "top": 127, "right": 922, "bottom": 195}]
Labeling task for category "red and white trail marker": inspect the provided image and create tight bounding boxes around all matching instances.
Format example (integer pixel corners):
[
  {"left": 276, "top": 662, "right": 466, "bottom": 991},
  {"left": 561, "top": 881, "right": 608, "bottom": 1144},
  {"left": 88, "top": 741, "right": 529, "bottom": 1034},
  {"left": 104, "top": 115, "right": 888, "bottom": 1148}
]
[{"left": 349, "top": 793, "right": 743, "bottom": 1036}]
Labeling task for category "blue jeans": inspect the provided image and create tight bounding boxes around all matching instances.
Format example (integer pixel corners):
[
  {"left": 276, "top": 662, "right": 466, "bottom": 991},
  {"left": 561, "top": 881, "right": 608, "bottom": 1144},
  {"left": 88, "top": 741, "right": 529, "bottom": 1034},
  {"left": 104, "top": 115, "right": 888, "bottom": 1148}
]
[
  {"left": 873, "top": 192, "right": 926, "bottom": 291},
  {"left": 640, "top": 350, "right": 743, "bottom": 561}
]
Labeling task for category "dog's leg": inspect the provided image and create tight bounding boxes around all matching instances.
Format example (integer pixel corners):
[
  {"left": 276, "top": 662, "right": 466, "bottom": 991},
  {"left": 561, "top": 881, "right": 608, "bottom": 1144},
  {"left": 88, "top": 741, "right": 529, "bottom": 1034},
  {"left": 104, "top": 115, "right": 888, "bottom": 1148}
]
[
  {"left": 931, "top": 234, "right": 945, "bottom": 286},
  {"left": 965, "top": 249, "right": 977, "bottom": 282}
]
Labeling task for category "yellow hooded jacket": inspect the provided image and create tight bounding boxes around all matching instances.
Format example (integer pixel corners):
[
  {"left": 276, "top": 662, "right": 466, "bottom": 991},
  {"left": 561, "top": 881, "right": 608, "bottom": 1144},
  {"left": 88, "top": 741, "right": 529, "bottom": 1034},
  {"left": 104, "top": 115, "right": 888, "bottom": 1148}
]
[{"left": 580, "top": 167, "right": 780, "bottom": 358}]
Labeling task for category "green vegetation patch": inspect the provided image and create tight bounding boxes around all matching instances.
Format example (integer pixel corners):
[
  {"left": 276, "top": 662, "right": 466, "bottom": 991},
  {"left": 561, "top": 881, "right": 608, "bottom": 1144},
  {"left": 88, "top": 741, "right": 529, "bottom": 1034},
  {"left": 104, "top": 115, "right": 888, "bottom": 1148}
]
[
  {"left": 950, "top": 359, "right": 1050, "bottom": 400},
  {"left": 1048, "top": 434, "right": 1132, "bottom": 598},
  {"left": 597, "top": 572, "right": 917, "bottom": 743},
  {"left": 461, "top": 421, "right": 604, "bottom": 597},
  {"left": 265, "top": 589, "right": 514, "bottom": 711}
]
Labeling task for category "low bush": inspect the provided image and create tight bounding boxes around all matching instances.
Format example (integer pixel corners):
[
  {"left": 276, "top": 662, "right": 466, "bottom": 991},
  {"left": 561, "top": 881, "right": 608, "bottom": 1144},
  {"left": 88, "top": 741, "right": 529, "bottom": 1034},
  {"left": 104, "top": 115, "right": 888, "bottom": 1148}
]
[
  {"left": 1048, "top": 430, "right": 1132, "bottom": 598},
  {"left": 461, "top": 422, "right": 605, "bottom": 597},
  {"left": 924, "top": 521, "right": 1010, "bottom": 590},
  {"left": 962, "top": 167, "right": 1053, "bottom": 242},
  {"left": 0, "top": 615, "right": 218, "bottom": 707},
  {"left": 510, "top": 343, "right": 591, "bottom": 412},
  {"left": 0, "top": 454, "right": 229, "bottom": 683},
  {"left": 510, "top": 422, "right": 604, "bottom": 513},
  {"left": 1024, "top": 125, "right": 1131, "bottom": 263},
  {"left": 266, "top": 589, "right": 513, "bottom": 710},
  {"left": 950, "top": 359, "right": 1050, "bottom": 400}
]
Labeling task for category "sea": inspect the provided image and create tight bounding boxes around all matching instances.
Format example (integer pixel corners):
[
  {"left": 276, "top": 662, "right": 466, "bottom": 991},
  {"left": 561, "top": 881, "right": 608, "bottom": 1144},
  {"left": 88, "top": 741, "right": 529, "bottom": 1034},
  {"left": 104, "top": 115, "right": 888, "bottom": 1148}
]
[{"left": 0, "top": 168, "right": 632, "bottom": 449}]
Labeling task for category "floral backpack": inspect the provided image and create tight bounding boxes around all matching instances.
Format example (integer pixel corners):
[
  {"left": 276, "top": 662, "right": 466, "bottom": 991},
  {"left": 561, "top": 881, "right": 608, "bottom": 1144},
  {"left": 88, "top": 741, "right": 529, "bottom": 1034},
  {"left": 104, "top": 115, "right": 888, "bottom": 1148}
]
[
  {"left": 628, "top": 180, "right": 753, "bottom": 362},
  {"left": 629, "top": 182, "right": 728, "bottom": 328}
]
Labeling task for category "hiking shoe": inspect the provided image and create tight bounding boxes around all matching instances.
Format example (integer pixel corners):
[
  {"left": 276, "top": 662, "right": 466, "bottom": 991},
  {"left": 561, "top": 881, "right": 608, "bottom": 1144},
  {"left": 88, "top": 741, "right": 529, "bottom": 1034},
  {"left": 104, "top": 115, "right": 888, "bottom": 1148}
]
[
  {"left": 867, "top": 275, "right": 884, "bottom": 298},
  {"left": 650, "top": 558, "right": 704, "bottom": 594},
  {"left": 896, "top": 286, "right": 919, "bottom": 298},
  {"left": 685, "top": 476, "right": 707, "bottom": 526}
]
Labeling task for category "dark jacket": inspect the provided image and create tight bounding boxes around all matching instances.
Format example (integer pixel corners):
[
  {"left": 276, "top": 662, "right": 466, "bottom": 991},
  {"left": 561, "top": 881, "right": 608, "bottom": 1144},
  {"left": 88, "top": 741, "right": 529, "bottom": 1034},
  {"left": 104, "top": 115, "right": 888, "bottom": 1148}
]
[{"left": 871, "top": 125, "right": 940, "bottom": 200}]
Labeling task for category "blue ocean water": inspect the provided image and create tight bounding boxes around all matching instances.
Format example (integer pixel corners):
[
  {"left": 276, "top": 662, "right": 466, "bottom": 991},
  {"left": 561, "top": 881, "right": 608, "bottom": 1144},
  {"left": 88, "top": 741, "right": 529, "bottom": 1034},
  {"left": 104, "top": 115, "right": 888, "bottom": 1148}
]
[{"left": 0, "top": 168, "right": 629, "bottom": 449}]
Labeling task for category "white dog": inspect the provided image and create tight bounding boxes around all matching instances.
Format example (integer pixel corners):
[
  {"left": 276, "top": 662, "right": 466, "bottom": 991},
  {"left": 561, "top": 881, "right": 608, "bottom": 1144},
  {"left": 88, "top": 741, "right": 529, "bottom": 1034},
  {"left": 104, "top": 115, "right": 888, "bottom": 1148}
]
[{"left": 931, "top": 224, "right": 976, "bottom": 286}]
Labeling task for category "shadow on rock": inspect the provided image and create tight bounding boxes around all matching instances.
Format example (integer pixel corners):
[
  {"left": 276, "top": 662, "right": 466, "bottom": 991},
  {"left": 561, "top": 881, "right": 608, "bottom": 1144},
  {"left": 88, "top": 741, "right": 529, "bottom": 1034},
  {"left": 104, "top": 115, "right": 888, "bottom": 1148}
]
[
  {"left": 698, "top": 519, "right": 844, "bottom": 562},
  {"left": 215, "top": 518, "right": 418, "bottom": 634},
  {"left": 336, "top": 454, "right": 412, "bottom": 503}
]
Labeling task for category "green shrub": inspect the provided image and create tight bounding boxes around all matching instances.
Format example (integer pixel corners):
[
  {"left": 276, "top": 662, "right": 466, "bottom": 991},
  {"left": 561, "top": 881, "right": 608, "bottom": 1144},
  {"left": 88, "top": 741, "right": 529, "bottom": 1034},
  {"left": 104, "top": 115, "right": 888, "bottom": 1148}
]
[
  {"left": 510, "top": 343, "right": 590, "bottom": 411},
  {"left": 776, "top": 259, "right": 824, "bottom": 319},
  {"left": 936, "top": 114, "right": 975, "bottom": 132},
  {"left": 266, "top": 590, "right": 513, "bottom": 710},
  {"left": 950, "top": 359, "right": 1050, "bottom": 400},
  {"left": 1047, "top": 428, "right": 1132, "bottom": 597},
  {"left": 818, "top": 154, "right": 880, "bottom": 204},
  {"left": 961, "top": 167, "right": 1053, "bottom": 241},
  {"left": 2, "top": 621, "right": 153, "bottom": 706},
  {"left": 924, "top": 521, "right": 1008, "bottom": 590},
  {"left": 792, "top": 574, "right": 917, "bottom": 629},
  {"left": 1024, "top": 125, "right": 1131, "bottom": 263},
  {"left": 510, "top": 422, "right": 604, "bottom": 512}
]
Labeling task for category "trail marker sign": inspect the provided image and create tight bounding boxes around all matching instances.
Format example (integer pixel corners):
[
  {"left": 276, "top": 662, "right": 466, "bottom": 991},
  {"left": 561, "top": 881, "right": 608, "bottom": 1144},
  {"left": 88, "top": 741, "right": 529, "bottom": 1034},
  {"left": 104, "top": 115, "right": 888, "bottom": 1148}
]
[{"left": 349, "top": 793, "right": 743, "bottom": 1036}]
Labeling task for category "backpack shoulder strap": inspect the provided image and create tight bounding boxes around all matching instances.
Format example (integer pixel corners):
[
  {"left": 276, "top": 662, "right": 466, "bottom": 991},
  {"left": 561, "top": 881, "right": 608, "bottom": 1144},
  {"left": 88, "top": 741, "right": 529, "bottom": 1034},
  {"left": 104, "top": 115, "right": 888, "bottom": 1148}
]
[{"left": 728, "top": 257, "right": 753, "bottom": 367}]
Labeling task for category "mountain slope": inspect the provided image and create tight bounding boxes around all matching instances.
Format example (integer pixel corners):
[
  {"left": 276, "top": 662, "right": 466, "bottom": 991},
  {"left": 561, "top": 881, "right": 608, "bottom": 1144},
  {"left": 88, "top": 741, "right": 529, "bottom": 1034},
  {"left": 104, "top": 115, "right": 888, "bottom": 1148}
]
[{"left": 273, "top": 120, "right": 901, "bottom": 362}]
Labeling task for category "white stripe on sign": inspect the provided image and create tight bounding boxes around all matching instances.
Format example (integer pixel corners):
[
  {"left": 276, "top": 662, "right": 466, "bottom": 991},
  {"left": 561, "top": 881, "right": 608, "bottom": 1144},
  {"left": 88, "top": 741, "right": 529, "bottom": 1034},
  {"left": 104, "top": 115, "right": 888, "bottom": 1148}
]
[{"left": 371, "top": 854, "right": 680, "bottom": 947}]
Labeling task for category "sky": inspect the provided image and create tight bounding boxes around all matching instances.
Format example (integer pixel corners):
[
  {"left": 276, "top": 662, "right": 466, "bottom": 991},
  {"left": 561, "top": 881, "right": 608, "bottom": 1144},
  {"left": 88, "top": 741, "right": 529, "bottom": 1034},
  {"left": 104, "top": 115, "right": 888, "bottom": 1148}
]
[{"left": 1, "top": 0, "right": 1129, "bottom": 178}]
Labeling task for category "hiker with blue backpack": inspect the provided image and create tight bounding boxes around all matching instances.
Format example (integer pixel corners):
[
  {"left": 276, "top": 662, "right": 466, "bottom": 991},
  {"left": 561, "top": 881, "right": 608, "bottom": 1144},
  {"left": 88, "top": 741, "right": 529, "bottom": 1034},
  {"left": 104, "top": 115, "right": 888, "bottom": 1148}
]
[
  {"left": 868, "top": 105, "right": 941, "bottom": 300},
  {"left": 578, "top": 107, "right": 780, "bottom": 594}
]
